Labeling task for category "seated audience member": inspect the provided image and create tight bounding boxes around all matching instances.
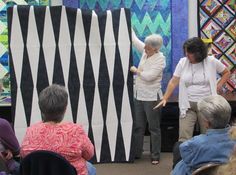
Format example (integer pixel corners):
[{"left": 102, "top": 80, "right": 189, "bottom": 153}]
[
  {"left": 172, "top": 95, "right": 236, "bottom": 175},
  {"left": 214, "top": 126, "right": 236, "bottom": 175},
  {"left": 0, "top": 118, "right": 20, "bottom": 175},
  {"left": 20, "top": 84, "right": 95, "bottom": 175}
]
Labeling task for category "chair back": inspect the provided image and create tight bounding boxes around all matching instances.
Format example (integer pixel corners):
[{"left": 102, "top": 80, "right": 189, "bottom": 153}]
[
  {"left": 20, "top": 150, "right": 77, "bottom": 175},
  {"left": 0, "top": 156, "right": 8, "bottom": 173},
  {"left": 192, "top": 163, "right": 221, "bottom": 175}
]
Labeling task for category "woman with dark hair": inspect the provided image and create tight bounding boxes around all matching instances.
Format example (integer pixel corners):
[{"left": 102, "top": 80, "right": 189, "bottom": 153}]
[
  {"left": 20, "top": 84, "right": 95, "bottom": 175},
  {"left": 154, "top": 37, "right": 230, "bottom": 142}
]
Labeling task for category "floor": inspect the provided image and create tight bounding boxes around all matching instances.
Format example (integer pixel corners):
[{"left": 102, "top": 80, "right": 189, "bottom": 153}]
[
  {"left": 94, "top": 152, "right": 172, "bottom": 175},
  {"left": 94, "top": 136, "right": 173, "bottom": 175}
]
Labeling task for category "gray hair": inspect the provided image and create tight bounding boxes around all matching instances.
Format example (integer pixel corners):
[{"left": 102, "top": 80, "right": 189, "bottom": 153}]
[
  {"left": 198, "top": 95, "right": 231, "bottom": 129},
  {"left": 38, "top": 84, "right": 68, "bottom": 123},
  {"left": 144, "top": 34, "right": 163, "bottom": 50}
]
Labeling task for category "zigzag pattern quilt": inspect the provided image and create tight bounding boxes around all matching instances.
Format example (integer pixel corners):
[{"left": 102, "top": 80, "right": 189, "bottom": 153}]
[{"left": 63, "top": 0, "right": 173, "bottom": 88}]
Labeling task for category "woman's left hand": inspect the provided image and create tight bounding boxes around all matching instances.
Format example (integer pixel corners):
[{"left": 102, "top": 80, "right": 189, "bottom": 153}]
[
  {"left": 217, "top": 84, "right": 223, "bottom": 94},
  {"left": 217, "top": 68, "right": 230, "bottom": 94}
]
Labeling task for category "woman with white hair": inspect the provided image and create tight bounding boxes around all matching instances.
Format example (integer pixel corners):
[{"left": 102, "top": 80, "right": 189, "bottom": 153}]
[
  {"left": 172, "top": 95, "right": 236, "bottom": 175},
  {"left": 130, "top": 29, "right": 166, "bottom": 165}
]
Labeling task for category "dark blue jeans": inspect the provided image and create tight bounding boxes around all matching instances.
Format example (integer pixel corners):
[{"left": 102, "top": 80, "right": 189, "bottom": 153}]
[{"left": 133, "top": 99, "right": 162, "bottom": 160}]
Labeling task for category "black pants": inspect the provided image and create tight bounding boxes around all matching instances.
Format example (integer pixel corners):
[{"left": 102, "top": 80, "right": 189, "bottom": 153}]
[
  {"left": 133, "top": 99, "right": 162, "bottom": 160},
  {"left": 172, "top": 141, "right": 183, "bottom": 169}
]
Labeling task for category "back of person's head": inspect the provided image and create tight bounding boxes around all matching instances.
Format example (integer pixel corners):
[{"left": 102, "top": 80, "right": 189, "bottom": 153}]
[
  {"left": 144, "top": 34, "right": 163, "bottom": 50},
  {"left": 197, "top": 95, "right": 231, "bottom": 129},
  {"left": 38, "top": 84, "right": 68, "bottom": 123},
  {"left": 183, "top": 37, "right": 208, "bottom": 63}
]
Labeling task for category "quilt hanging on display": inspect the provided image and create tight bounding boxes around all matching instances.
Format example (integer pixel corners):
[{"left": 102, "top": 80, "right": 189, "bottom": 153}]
[
  {"left": 0, "top": 0, "right": 50, "bottom": 100},
  {"left": 198, "top": 0, "right": 236, "bottom": 92},
  {"left": 8, "top": 5, "right": 134, "bottom": 163},
  {"left": 63, "top": 0, "right": 173, "bottom": 89}
]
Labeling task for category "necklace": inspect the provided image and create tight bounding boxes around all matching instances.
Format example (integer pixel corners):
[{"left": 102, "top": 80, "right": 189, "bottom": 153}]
[{"left": 191, "top": 62, "right": 206, "bottom": 85}]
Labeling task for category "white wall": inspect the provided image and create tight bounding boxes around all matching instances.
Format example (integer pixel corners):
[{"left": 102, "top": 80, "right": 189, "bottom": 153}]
[{"left": 188, "top": 0, "right": 198, "bottom": 37}]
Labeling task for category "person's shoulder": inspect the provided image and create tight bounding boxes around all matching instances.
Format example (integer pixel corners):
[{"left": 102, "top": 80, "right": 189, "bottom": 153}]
[
  {"left": 179, "top": 57, "right": 187, "bottom": 62},
  {"left": 62, "top": 122, "right": 85, "bottom": 132},
  {"left": 157, "top": 51, "right": 165, "bottom": 57},
  {"left": 207, "top": 55, "right": 215, "bottom": 59},
  {"left": 26, "top": 122, "right": 43, "bottom": 130},
  {"left": 206, "top": 55, "right": 213, "bottom": 59},
  {"left": 176, "top": 57, "right": 188, "bottom": 67},
  {"left": 205, "top": 55, "right": 217, "bottom": 62},
  {"left": 205, "top": 56, "right": 224, "bottom": 68},
  {"left": 0, "top": 118, "right": 11, "bottom": 129},
  {"left": 0, "top": 118, "right": 9, "bottom": 125},
  {"left": 62, "top": 121, "right": 79, "bottom": 127},
  {"left": 181, "top": 134, "right": 207, "bottom": 147},
  {"left": 154, "top": 52, "right": 165, "bottom": 61}
]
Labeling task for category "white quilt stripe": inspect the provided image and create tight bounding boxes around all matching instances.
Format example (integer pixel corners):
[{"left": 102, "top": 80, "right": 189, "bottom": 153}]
[
  {"left": 89, "top": 10, "right": 103, "bottom": 162},
  {"left": 74, "top": 9, "right": 89, "bottom": 134},
  {"left": 58, "top": 6, "right": 73, "bottom": 122},
  {"left": 118, "top": 8, "right": 133, "bottom": 161},
  {"left": 104, "top": 10, "right": 118, "bottom": 161},
  {"left": 58, "top": 6, "right": 71, "bottom": 85},
  {"left": 27, "top": 6, "right": 41, "bottom": 125},
  {"left": 10, "top": 6, "right": 27, "bottom": 144},
  {"left": 42, "top": 6, "right": 56, "bottom": 85}
]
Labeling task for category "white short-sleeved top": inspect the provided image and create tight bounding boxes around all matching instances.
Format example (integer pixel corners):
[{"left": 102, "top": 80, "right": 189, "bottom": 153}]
[{"left": 174, "top": 57, "right": 225, "bottom": 102}]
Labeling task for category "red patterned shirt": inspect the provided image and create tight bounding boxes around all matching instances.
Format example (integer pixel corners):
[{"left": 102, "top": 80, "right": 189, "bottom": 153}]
[{"left": 20, "top": 122, "right": 94, "bottom": 175}]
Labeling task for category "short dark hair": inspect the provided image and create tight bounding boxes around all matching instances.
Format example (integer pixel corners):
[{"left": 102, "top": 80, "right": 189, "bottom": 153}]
[
  {"left": 183, "top": 37, "right": 208, "bottom": 62},
  {"left": 38, "top": 84, "right": 68, "bottom": 123}
]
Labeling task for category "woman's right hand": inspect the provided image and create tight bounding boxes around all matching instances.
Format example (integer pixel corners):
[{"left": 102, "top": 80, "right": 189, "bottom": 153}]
[
  {"left": 130, "top": 66, "right": 138, "bottom": 73},
  {"left": 153, "top": 99, "right": 167, "bottom": 109},
  {"left": 1, "top": 150, "right": 13, "bottom": 160},
  {"left": 153, "top": 76, "right": 180, "bottom": 110}
]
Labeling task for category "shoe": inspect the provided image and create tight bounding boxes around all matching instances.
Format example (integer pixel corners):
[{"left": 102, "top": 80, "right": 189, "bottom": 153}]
[
  {"left": 151, "top": 160, "right": 159, "bottom": 165},
  {"left": 151, "top": 158, "right": 159, "bottom": 165}
]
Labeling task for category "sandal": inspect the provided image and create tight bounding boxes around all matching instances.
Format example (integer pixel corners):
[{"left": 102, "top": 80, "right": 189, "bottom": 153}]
[{"left": 151, "top": 160, "right": 159, "bottom": 165}]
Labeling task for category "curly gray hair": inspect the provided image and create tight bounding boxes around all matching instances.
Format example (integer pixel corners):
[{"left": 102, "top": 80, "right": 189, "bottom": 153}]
[
  {"left": 198, "top": 95, "right": 231, "bottom": 129},
  {"left": 144, "top": 34, "right": 163, "bottom": 50}
]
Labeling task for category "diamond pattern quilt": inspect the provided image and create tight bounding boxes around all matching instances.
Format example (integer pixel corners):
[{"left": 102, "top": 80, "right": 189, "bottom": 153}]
[{"left": 8, "top": 5, "right": 134, "bottom": 163}]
